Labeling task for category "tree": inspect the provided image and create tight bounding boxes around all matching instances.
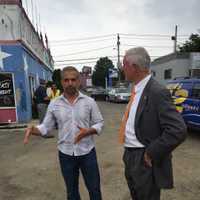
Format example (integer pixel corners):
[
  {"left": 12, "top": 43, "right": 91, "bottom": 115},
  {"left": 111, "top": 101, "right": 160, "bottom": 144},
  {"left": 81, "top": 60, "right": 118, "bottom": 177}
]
[
  {"left": 92, "top": 57, "right": 115, "bottom": 88},
  {"left": 52, "top": 69, "right": 63, "bottom": 92},
  {"left": 179, "top": 34, "right": 200, "bottom": 52}
]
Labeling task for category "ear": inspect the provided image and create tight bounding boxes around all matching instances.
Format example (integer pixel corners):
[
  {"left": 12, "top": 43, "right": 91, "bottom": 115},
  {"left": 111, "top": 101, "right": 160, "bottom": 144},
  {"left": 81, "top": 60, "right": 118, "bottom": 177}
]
[
  {"left": 61, "top": 79, "right": 64, "bottom": 87},
  {"left": 77, "top": 79, "right": 81, "bottom": 88}
]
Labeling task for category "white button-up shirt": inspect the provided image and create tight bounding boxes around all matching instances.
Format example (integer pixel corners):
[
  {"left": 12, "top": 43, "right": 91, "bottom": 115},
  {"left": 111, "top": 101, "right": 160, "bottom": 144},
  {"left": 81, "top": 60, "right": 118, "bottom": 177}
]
[
  {"left": 37, "top": 92, "right": 104, "bottom": 156},
  {"left": 124, "top": 74, "right": 151, "bottom": 148}
]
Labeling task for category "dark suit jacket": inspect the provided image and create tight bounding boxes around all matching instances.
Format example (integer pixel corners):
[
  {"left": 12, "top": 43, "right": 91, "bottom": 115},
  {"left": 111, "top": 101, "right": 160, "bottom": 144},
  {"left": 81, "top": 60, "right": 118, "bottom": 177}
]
[{"left": 134, "top": 77, "right": 187, "bottom": 189}]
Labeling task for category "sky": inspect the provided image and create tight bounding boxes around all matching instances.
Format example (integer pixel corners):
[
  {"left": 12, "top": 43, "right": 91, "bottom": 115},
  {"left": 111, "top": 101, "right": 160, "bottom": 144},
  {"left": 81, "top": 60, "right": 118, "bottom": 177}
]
[{"left": 22, "top": 0, "right": 200, "bottom": 71}]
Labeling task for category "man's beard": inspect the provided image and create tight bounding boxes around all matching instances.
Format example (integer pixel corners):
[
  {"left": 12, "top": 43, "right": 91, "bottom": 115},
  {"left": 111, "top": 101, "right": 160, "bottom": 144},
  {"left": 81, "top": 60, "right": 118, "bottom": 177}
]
[{"left": 64, "top": 86, "right": 78, "bottom": 96}]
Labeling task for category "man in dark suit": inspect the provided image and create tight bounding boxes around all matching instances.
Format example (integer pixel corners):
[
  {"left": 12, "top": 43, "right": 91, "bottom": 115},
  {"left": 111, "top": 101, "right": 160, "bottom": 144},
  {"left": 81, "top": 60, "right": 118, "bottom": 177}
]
[{"left": 120, "top": 47, "right": 187, "bottom": 200}]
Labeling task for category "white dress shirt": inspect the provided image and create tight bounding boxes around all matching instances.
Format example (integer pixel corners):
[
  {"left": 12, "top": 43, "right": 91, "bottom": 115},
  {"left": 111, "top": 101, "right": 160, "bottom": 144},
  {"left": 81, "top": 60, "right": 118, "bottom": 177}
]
[
  {"left": 37, "top": 92, "right": 104, "bottom": 156},
  {"left": 124, "top": 74, "right": 151, "bottom": 148}
]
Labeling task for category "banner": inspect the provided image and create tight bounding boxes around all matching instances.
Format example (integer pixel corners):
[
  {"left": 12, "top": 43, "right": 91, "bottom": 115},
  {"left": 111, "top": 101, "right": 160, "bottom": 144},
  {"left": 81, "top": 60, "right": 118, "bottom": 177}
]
[{"left": 0, "top": 73, "right": 15, "bottom": 107}]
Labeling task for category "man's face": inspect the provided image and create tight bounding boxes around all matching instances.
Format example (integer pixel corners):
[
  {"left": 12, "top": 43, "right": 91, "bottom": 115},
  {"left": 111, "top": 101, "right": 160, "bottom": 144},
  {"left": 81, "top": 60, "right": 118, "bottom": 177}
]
[
  {"left": 52, "top": 84, "right": 57, "bottom": 90},
  {"left": 122, "top": 56, "right": 137, "bottom": 81},
  {"left": 61, "top": 71, "right": 80, "bottom": 96}
]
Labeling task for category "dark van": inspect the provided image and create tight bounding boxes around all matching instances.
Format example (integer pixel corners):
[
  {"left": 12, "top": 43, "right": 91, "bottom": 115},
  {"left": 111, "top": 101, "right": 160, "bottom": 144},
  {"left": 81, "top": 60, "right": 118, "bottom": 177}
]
[{"left": 167, "top": 78, "right": 200, "bottom": 130}]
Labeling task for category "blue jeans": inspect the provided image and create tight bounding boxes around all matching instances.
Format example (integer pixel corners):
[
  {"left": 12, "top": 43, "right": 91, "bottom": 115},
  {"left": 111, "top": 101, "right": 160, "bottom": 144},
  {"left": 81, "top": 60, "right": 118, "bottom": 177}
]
[{"left": 59, "top": 148, "right": 102, "bottom": 200}]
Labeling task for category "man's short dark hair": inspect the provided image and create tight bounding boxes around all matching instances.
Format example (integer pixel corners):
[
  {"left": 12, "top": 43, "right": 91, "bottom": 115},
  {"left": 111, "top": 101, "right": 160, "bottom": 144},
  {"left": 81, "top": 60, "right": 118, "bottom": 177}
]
[{"left": 61, "top": 66, "right": 80, "bottom": 80}]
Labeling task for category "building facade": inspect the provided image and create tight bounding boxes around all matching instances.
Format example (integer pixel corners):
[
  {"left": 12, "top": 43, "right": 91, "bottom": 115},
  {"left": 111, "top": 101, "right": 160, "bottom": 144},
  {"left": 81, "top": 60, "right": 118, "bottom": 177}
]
[
  {"left": 151, "top": 52, "right": 200, "bottom": 85},
  {"left": 0, "top": 0, "right": 54, "bottom": 123},
  {"left": 80, "top": 66, "right": 92, "bottom": 89}
]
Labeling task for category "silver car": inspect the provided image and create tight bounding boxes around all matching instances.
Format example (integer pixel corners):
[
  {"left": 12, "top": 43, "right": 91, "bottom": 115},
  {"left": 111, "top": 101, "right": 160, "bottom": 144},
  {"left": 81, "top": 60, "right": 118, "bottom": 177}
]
[{"left": 108, "top": 88, "right": 131, "bottom": 103}]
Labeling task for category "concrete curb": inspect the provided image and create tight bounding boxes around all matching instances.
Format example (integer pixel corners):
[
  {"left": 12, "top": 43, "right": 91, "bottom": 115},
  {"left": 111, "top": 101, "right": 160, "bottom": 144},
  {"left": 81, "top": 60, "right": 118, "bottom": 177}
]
[
  {"left": 0, "top": 124, "right": 27, "bottom": 129},
  {"left": 0, "top": 119, "right": 39, "bottom": 130}
]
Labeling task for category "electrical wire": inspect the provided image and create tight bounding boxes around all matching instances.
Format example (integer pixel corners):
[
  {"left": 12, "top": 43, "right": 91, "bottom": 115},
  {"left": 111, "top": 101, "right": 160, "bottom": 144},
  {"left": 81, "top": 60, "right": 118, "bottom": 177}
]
[
  {"left": 53, "top": 45, "right": 114, "bottom": 57},
  {"left": 50, "top": 34, "right": 116, "bottom": 43}
]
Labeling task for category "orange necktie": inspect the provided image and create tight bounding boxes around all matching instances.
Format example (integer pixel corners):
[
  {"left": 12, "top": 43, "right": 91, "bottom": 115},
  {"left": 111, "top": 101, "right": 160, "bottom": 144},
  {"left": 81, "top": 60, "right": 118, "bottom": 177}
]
[{"left": 118, "top": 88, "right": 136, "bottom": 144}]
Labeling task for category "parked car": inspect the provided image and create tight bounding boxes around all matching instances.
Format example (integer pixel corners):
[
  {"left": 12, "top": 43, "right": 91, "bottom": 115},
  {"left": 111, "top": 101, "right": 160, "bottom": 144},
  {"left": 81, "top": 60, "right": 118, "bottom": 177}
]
[
  {"left": 85, "top": 87, "right": 95, "bottom": 93},
  {"left": 167, "top": 78, "right": 200, "bottom": 130},
  {"left": 108, "top": 87, "right": 131, "bottom": 103},
  {"left": 90, "top": 87, "right": 107, "bottom": 101}
]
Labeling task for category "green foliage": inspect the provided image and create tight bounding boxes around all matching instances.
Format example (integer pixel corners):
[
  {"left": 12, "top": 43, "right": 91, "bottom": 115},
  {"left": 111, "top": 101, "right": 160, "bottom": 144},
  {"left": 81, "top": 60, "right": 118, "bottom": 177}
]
[
  {"left": 92, "top": 57, "right": 115, "bottom": 88},
  {"left": 52, "top": 69, "right": 63, "bottom": 92},
  {"left": 179, "top": 34, "right": 200, "bottom": 52},
  {"left": 46, "top": 80, "right": 53, "bottom": 87}
]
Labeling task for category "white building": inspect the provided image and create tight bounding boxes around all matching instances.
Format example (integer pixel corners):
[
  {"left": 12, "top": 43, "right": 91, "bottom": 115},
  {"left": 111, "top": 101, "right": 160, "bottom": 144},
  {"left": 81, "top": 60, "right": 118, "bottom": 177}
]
[{"left": 151, "top": 52, "right": 200, "bottom": 85}]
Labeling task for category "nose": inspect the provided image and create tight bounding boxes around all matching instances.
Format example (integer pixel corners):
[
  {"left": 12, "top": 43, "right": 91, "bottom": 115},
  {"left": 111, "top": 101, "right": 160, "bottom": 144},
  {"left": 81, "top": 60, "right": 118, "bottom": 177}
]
[{"left": 68, "top": 80, "right": 73, "bottom": 85}]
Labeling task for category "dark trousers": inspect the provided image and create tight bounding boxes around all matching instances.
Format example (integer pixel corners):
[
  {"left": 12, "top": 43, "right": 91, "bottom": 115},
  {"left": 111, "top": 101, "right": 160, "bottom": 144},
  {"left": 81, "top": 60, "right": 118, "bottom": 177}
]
[
  {"left": 123, "top": 148, "right": 160, "bottom": 200},
  {"left": 59, "top": 148, "right": 102, "bottom": 200}
]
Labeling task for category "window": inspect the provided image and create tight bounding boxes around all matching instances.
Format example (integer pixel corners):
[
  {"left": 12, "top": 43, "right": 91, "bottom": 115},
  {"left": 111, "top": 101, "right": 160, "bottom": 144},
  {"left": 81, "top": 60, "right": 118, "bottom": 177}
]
[
  {"left": 191, "top": 69, "right": 200, "bottom": 78},
  {"left": 164, "top": 69, "right": 172, "bottom": 79},
  {"left": 191, "top": 83, "right": 200, "bottom": 99},
  {"left": 29, "top": 76, "right": 36, "bottom": 100},
  {"left": 152, "top": 70, "right": 156, "bottom": 77}
]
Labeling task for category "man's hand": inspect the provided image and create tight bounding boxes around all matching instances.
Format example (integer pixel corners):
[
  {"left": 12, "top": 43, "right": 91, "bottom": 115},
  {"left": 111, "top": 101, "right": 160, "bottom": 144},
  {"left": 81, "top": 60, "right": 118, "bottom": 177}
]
[
  {"left": 144, "top": 152, "right": 152, "bottom": 167},
  {"left": 74, "top": 126, "right": 89, "bottom": 144},
  {"left": 23, "top": 126, "right": 33, "bottom": 144},
  {"left": 23, "top": 125, "right": 41, "bottom": 144}
]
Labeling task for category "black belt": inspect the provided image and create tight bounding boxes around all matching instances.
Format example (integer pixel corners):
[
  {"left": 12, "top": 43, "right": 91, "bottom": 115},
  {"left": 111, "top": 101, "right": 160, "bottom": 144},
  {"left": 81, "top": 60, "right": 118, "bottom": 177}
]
[{"left": 125, "top": 147, "right": 145, "bottom": 152}]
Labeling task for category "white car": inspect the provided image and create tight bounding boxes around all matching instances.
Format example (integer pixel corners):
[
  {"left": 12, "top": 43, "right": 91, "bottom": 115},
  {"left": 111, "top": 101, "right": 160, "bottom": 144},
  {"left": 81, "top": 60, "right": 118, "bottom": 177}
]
[{"left": 108, "top": 88, "right": 131, "bottom": 103}]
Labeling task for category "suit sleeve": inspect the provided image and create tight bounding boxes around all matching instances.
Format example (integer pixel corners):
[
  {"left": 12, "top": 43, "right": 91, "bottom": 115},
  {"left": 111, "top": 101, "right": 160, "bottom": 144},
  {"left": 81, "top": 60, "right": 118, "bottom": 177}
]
[{"left": 146, "top": 88, "right": 187, "bottom": 161}]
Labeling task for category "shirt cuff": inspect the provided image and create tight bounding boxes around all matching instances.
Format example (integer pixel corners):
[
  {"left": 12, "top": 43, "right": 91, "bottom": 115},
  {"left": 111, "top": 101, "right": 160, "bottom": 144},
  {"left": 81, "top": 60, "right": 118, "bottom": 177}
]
[
  {"left": 37, "top": 124, "right": 48, "bottom": 136},
  {"left": 91, "top": 123, "right": 103, "bottom": 135}
]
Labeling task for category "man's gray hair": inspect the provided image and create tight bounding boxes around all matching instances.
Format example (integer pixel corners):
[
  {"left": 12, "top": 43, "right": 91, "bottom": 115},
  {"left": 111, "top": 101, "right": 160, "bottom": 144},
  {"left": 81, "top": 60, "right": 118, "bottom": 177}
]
[
  {"left": 125, "top": 47, "right": 151, "bottom": 69},
  {"left": 61, "top": 66, "right": 80, "bottom": 79}
]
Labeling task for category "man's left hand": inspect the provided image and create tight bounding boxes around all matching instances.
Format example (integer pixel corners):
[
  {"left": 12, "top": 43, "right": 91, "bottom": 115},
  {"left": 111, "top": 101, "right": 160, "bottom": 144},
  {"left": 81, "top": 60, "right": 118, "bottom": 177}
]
[
  {"left": 144, "top": 152, "right": 152, "bottom": 167},
  {"left": 74, "top": 126, "right": 89, "bottom": 144}
]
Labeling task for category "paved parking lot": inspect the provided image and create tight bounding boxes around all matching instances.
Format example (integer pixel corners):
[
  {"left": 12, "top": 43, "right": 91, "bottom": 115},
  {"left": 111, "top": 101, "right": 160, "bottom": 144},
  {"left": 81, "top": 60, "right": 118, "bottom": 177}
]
[{"left": 0, "top": 101, "right": 200, "bottom": 200}]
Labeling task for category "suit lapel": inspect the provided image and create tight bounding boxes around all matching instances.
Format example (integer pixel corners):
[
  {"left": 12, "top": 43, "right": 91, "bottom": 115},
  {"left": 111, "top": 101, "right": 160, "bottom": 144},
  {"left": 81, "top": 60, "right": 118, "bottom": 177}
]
[{"left": 135, "top": 78, "right": 153, "bottom": 126}]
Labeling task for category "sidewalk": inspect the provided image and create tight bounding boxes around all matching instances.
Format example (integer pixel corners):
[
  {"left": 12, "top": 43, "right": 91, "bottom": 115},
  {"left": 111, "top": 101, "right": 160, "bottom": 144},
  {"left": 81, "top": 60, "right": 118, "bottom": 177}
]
[{"left": 0, "top": 119, "right": 39, "bottom": 130}]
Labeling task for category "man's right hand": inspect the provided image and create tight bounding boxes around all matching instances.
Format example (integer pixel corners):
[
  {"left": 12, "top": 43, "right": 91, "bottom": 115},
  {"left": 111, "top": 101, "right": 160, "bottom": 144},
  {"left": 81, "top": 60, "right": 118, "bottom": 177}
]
[
  {"left": 24, "top": 127, "right": 33, "bottom": 144},
  {"left": 23, "top": 126, "right": 42, "bottom": 144},
  {"left": 23, "top": 126, "right": 33, "bottom": 144}
]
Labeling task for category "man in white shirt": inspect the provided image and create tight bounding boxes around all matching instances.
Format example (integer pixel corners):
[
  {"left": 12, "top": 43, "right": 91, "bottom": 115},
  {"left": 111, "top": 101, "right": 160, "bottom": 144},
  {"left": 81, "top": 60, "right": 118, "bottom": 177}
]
[
  {"left": 120, "top": 47, "right": 187, "bottom": 200},
  {"left": 24, "top": 66, "right": 104, "bottom": 200}
]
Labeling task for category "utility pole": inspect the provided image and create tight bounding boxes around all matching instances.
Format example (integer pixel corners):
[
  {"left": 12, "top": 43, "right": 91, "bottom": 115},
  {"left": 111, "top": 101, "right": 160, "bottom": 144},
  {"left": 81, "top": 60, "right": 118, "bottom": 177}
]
[
  {"left": 117, "top": 33, "right": 121, "bottom": 81},
  {"left": 171, "top": 25, "right": 178, "bottom": 53}
]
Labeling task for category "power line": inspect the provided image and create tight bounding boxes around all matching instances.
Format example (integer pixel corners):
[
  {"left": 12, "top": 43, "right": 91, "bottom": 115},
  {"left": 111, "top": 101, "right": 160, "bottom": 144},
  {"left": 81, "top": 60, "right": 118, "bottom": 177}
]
[
  {"left": 53, "top": 45, "right": 114, "bottom": 57},
  {"left": 50, "top": 34, "right": 115, "bottom": 43},
  {"left": 120, "top": 36, "right": 175, "bottom": 41},
  {"left": 119, "top": 33, "right": 189, "bottom": 38},
  {"left": 54, "top": 55, "right": 160, "bottom": 66},
  {"left": 50, "top": 37, "right": 115, "bottom": 47},
  {"left": 55, "top": 60, "right": 99, "bottom": 66},
  {"left": 55, "top": 55, "right": 120, "bottom": 63},
  {"left": 121, "top": 44, "right": 172, "bottom": 48},
  {"left": 50, "top": 33, "right": 189, "bottom": 44}
]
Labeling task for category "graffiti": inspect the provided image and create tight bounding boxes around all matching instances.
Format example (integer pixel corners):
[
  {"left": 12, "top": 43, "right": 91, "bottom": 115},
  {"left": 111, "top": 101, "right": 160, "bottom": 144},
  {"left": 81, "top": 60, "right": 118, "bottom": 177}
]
[
  {"left": 167, "top": 83, "right": 188, "bottom": 113},
  {"left": 182, "top": 104, "right": 199, "bottom": 112},
  {"left": 0, "top": 79, "right": 11, "bottom": 89}
]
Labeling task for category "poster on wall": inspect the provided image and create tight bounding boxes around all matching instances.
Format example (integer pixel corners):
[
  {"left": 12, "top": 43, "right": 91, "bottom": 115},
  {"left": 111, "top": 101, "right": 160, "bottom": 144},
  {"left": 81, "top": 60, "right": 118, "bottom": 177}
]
[{"left": 0, "top": 73, "right": 17, "bottom": 123}]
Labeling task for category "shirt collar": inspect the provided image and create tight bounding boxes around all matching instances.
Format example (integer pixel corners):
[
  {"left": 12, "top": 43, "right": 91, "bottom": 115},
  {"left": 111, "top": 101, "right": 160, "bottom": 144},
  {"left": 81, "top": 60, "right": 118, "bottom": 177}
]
[
  {"left": 60, "top": 91, "right": 86, "bottom": 101},
  {"left": 135, "top": 74, "right": 151, "bottom": 93}
]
